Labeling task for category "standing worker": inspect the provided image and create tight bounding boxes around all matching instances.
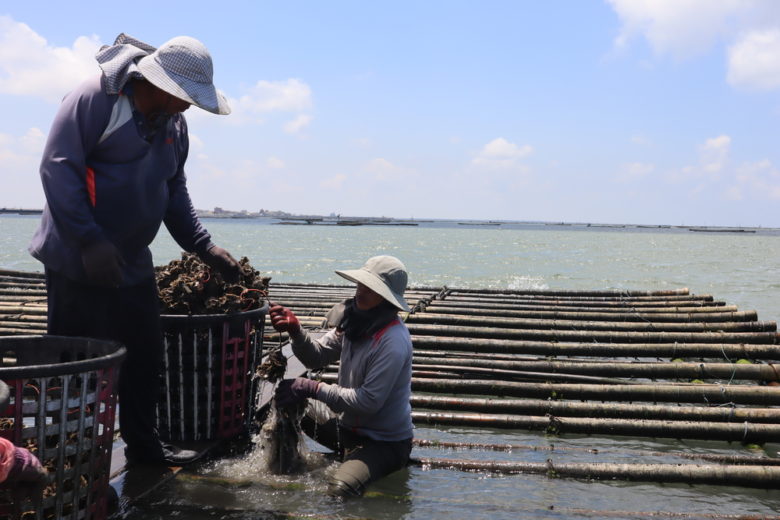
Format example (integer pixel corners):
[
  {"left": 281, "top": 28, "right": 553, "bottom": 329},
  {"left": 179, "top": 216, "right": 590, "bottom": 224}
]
[
  {"left": 28, "top": 34, "right": 241, "bottom": 465},
  {"left": 269, "top": 255, "right": 414, "bottom": 497}
]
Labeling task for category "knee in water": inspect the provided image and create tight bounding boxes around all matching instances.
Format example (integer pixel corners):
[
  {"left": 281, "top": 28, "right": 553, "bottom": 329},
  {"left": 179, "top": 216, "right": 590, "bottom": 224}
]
[{"left": 327, "top": 478, "right": 364, "bottom": 498}]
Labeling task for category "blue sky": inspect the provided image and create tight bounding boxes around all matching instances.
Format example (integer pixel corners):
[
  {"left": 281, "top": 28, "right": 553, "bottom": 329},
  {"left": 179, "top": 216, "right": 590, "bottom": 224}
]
[{"left": 1, "top": 1, "right": 780, "bottom": 226}]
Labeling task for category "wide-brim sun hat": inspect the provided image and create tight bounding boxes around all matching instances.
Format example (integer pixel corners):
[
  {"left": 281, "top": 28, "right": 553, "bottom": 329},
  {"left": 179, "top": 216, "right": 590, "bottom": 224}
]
[
  {"left": 335, "top": 255, "right": 410, "bottom": 312},
  {"left": 137, "top": 36, "right": 230, "bottom": 115}
]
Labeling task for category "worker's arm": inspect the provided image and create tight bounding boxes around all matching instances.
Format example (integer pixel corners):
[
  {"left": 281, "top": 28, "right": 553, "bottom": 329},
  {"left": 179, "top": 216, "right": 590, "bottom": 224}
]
[
  {"left": 316, "top": 330, "right": 409, "bottom": 415},
  {"left": 162, "top": 115, "right": 213, "bottom": 254},
  {"left": 38, "top": 76, "right": 111, "bottom": 247}
]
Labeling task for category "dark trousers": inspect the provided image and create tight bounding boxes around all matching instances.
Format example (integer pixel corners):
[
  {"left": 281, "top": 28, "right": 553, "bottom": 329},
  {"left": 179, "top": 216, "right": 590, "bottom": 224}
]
[
  {"left": 301, "top": 413, "right": 412, "bottom": 497},
  {"left": 45, "top": 269, "right": 163, "bottom": 455}
]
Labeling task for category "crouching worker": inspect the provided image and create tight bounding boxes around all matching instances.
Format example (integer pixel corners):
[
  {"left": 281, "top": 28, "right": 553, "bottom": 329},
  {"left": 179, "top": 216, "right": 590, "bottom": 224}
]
[
  {"left": 269, "top": 255, "right": 413, "bottom": 498},
  {"left": 0, "top": 381, "right": 47, "bottom": 500}
]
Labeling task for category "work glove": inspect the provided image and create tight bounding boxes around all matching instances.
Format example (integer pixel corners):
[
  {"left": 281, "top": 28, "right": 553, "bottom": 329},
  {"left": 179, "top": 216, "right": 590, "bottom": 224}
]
[
  {"left": 200, "top": 245, "right": 241, "bottom": 283},
  {"left": 269, "top": 305, "right": 301, "bottom": 335},
  {"left": 275, "top": 378, "right": 319, "bottom": 408},
  {"left": 81, "top": 240, "right": 124, "bottom": 288}
]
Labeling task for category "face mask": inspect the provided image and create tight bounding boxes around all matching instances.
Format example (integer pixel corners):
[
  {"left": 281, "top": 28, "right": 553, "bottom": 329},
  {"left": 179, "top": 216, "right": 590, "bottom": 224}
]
[{"left": 146, "top": 111, "right": 171, "bottom": 130}]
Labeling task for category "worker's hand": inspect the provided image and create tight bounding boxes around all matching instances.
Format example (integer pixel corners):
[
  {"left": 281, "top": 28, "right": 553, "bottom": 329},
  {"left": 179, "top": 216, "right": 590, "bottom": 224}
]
[
  {"left": 81, "top": 240, "right": 124, "bottom": 288},
  {"left": 269, "top": 305, "right": 301, "bottom": 335},
  {"left": 200, "top": 245, "right": 241, "bottom": 283},
  {"left": 275, "top": 378, "right": 319, "bottom": 408}
]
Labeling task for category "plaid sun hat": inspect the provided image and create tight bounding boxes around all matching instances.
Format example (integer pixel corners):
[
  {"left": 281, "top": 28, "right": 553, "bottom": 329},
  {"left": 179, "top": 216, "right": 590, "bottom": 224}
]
[
  {"left": 137, "top": 36, "right": 230, "bottom": 115},
  {"left": 97, "top": 34, "right": 230, "bottom": 115}
]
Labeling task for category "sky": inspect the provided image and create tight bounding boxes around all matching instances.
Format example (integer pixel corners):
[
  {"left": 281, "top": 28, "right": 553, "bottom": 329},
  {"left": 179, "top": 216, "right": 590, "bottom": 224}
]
[{"left": 1, "top": 1, "right": 780, "bottom": 226}]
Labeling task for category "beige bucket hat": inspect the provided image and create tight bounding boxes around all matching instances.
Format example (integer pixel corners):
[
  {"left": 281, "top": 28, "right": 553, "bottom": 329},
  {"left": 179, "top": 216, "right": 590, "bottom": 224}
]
[
  {"left": 335, "top": 256, "right": 410, "bottom": 312},
  {"left": 137, "top": 36, "right": 230, "bottom": 115}
]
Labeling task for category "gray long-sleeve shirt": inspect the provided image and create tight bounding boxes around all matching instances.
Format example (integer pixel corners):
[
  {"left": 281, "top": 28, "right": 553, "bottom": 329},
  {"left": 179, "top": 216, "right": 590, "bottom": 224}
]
[
  {"left": 28, "top": 74, "right": 212, "bottom": 285},
  {"left": 291, "top": 319, "right": 414, "bottom": 442}
]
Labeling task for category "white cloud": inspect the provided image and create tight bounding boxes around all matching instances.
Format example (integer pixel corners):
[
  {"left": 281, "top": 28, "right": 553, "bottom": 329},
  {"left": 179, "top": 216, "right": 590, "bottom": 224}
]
[
  {"left": 607, "top": 1, "right": 780, "bottom": 92},
  {"left": 0, "top": 16, "right": 101, "bottom": 102},
  {"left": 233, "top": 79, "right": 311, "bottom": 113},
  {"left": 365, "top": 158, "right": 397, "bottom": 180},
  {"left": 665, "top": 135, "right": 731, "bottom": 183},
  {"left": 630, "top": 135, "right": 652, "bottom": 146},
  {"left": 266, "top": 156, "right": 285, "bottom": 169},
  {"left": 607, "top": 0, "right": 746, "bottom": 60},
  {"left": 727, "top": 29, "right": 780, "bottom": 89},
  {"left": 616, "top": 162, "right": 654, "bottom": 182},
  {"left": 199, "top": 78, "right": 314, "bottom": 126},
  {"left": 351, "top": 137, "right": 371, "bottom": 148},
  {"left": 283, "top": 114, "right": 312, "bottom": 134},
  {"left": 700, "top": 135, "right": 730, "bottom": 174},
  {"left": 0, "top": 127, "right": 47, "bottom": 207},
  {"left": 320, "top": 173, "right": 347, "bottom": 189},
  {"left": 473, "top": 137, "right": 533, "bottom": 168},
  {"left": 730, "top": 159, "right": 780, "bottom": 200}
]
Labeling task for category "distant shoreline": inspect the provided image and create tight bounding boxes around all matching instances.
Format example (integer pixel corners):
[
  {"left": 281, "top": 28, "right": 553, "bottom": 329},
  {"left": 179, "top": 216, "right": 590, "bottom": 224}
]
[{"left": 2, "top": 209, "right": 776, "bottom": 233}]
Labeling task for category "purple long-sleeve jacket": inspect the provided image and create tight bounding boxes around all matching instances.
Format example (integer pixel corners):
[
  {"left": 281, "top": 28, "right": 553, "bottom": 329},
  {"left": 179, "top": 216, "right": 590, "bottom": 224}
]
[{"left": 29, "top": 74, "right": 212, "bottom": 285}]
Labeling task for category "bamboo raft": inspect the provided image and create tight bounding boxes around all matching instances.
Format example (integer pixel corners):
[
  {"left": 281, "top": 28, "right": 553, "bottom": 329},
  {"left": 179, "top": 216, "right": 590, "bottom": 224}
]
[{"left": 2, "top": 269, "right": 780, "bottom": 501}]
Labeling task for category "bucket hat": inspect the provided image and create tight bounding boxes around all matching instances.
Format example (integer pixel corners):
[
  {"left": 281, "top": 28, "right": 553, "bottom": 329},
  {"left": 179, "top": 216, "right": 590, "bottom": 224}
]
[
  {"left": 136, "top": 36, "right": 230, "bottom": 115},
  {"left": 335, "top": 256, "right": 410, "bottom": 312}
]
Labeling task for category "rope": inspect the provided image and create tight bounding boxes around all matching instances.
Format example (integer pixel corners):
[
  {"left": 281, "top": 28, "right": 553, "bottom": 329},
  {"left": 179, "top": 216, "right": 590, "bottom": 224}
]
[{"left": 719, "top": 344, "right": 737, "bottom": 386}]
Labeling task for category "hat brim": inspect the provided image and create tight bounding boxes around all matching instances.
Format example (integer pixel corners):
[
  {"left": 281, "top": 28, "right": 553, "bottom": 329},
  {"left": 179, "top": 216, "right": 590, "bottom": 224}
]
[
  {"left": 137, "top": 56, "right": 230, "bottom": 115},
  {"left": 335, "top": 269, "right": 410, "bottom": 312}
]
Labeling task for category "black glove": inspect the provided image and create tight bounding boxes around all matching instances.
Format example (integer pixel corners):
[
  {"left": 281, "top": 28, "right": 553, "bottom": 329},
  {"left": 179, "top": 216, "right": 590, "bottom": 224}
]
[
  {"left": 81, "top": 240, "right": 124, "bottom": 287},
  {"left": 275, "top": 378, "right": 319, "bottom": 408},
  {"left": 199, "top": 245, "right": 241, "bottom": 283}
]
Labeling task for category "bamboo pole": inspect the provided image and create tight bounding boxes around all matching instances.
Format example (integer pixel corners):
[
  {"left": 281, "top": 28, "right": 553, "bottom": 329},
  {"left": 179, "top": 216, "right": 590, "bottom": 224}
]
[
  {"left": 406, "top": 313, "right": 776, "bottom": 333},
  {"left": 441, "top": 293, "right": 713, "bottom": 304},
  {"left": 411, "top": 364, "right": 640, "bottom": 385},
  {"left": 407, "top": 324, "right": 779, "bottom": 345},
  {"left": 409, "top": 457, "right": 780, "bottom": 488},
  {"left": 411, "top": 438, "right": 780, "bottom": 465},
  {"left": 445, "top": 287, "right": 691, "bottom": 297},
  {"left": 416, "top": 377, "right": 780, "bottom": 405},
  {"left": 0, "top": 306, "right": 47, "bottom": 315},
  {"left": 0, "top": 314, "right": 47, "bottom": 323},
  {"left": 425, "top": 300, "right": 733, "bottom": 312},
  {"left": 0, "top": 320, "right": 47, "bottom": 330},
  {"left": 409, "top": 395, "right": 780, "bottom": 423},
  {"left": 0, "top": 269, "right": 45, "bottom": 279},
  {"left": 409, "top": 336, "right": 780, "bottom": 360},
  {"left": 550, "top": 507, "right": 779, "bottom": 519},
  {"left": 315, "top": 373, "right": 780, "bottom": 404},
  {"left": 410, "top": 411, "right": 780, "bottom": 442},
  {"left": 0, "top": 289, "right": 47, "bottom": 297},
  {"left": 0, "top": 327, "right": 46, "bottom": 336},
  {"left": 411, "top": 356, "right": 780, "bottom": 381},
  {"left": 416, "top": 305, "right": 758, "bottom": 323},
  {"left": 0, "top": 281, "right": 46, "bottom": 290}
]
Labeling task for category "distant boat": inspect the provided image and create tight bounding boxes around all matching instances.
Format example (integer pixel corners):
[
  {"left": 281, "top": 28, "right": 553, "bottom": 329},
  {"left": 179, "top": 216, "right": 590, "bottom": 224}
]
[{"left": 688, "top": 227, "right": 756, "bottom": 233}]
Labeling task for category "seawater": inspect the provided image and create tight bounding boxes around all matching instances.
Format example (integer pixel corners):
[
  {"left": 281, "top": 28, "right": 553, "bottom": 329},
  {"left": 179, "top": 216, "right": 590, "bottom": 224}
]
[
  {"left": 3, "top": 214, "right": 780, "bottom": 519},
  {"left": 4, "top": 214, "right": 779, "bottom": 322}
]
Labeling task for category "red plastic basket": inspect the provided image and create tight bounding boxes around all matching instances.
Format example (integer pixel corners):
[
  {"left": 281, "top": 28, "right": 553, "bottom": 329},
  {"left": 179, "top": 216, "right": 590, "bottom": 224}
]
[{"left": 0, "top": 335, "right": 125, "bottom": 520}]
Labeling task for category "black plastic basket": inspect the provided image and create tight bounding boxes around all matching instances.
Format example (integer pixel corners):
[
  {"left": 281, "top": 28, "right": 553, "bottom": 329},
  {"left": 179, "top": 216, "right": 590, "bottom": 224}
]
[
  {"left": 157, "top": 304, "right": 267, "bottom": 441},
  {"left": 0, "top": 335, "right": 126, "bottom": 520}
]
